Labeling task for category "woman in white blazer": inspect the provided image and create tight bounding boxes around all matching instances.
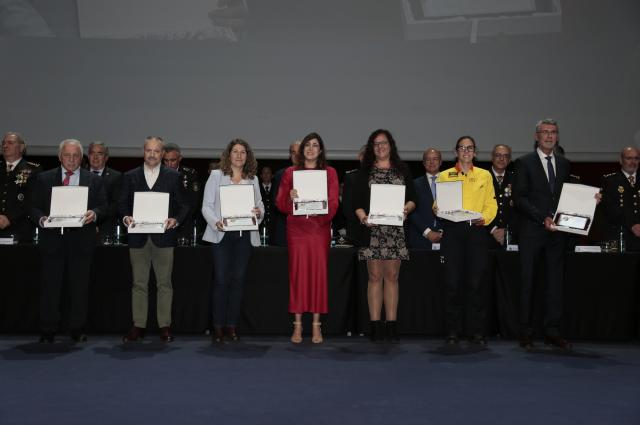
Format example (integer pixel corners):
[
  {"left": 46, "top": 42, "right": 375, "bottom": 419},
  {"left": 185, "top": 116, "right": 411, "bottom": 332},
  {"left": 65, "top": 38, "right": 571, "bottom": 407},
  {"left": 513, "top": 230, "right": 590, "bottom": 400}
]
[{"left": 202, "top": 139, "right": 264, "bottom": 343}]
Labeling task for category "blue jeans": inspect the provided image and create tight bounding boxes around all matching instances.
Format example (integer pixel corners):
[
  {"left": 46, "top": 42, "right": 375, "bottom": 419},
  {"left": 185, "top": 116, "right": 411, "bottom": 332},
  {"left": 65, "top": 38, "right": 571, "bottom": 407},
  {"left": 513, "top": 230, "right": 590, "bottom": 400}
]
[{"left": 211, "top": 231, "right": 252, "bottom": 327}]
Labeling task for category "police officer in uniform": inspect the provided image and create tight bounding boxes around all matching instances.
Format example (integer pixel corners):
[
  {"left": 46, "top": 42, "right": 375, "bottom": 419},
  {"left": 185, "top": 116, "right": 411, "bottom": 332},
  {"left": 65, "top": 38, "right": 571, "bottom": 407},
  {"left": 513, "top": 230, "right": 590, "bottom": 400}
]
[
  {"left": 601, "top": 146, "right": 640, "bottom": 252},
  {"left": 487, "top": 144, "right": 517, "bottom": 249},
  {"left": 0, "top": 131, "right": 41, "bottom": 242},
  {"left": 163, "top": 143, "right": 202, "bottom": 242},
  {"left": 87, "top": 141, "right": 123, "bottom": 242}
]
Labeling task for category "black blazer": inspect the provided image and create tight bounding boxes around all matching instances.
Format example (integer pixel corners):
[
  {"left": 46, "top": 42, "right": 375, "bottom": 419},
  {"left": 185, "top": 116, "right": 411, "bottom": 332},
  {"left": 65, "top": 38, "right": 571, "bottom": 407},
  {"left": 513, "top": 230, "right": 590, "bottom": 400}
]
[
  {"left": 118, "top": 165, "right": 190, "bottom": 248},
  {"left": 29, "top": 167, "right": 107, "bottom": 247},
  {"left": 352, "top": 165, "right": 417, "bottom": 247},
  {"left": 487, "top": 168, "right": 518, "bottom": 231},
  {"left": 97, "top": 166, "right": 123, "bottom": 235},
  {"left": 514, "top": 151, "right": 570, "bottom": 230},
  {"left": 0, "top": 158, "right": 42, "bottom": 240},
  {"left": 408, "top": 175, "right": 439, "bottom": 249}
]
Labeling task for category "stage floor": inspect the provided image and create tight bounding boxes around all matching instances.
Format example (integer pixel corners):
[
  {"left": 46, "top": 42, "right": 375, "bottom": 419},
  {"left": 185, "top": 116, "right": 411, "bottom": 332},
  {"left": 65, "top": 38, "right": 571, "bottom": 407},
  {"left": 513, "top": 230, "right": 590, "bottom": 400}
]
[{"left": 1, "top": 336, "right": 639, "bottom": 424}]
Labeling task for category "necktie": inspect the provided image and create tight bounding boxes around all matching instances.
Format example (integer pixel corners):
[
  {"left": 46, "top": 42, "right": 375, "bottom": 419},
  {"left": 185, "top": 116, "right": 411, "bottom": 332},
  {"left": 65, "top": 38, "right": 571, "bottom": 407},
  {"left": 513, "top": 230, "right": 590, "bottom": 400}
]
[
  {"left": 92, "top": 170, "right": 100, "bottom": 175},
  {"left": 63, "top": 171, "right": 74, "bottom": 186},
  {"left": 6, "top": 164, "right": 12, "bottom": 173},
  {"left": 629, "top": 175, "right": 635, "bottom": 187},
  {"left": 430, "top": 175, "right": 437, "bottom": 199},
  {"left": 496, "top": 175, "right": 503, "bottom": 188},
  {"left": 430, "top": 176, "right": 437, "bottom": 227},
  {"left": 546, "top": 156, "right": 556, "bottom": 193}
]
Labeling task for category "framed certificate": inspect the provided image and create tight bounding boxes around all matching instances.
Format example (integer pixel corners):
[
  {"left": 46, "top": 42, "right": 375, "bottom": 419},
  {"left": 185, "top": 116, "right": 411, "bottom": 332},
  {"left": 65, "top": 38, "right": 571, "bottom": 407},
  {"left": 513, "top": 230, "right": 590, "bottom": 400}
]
[
  {"left": 435, "top": 181, "right": 482, "bottom": 222},
  {"left": 220, "top": 184, "right": 258, "bottom": 231},
  {"left": 293, "top": 170, "right": 328, "bottom": 216},
  {"left": 128, "top": 192, "right": 169, "bottom": 233},
  {"left": 43, "top": 186, "right": 88, "bottom": 228},
  {"left": 552, "top": 183, "right": 599, "bottom": 236},
  {"left": 368, "top": 184, "right": 405, "bottom": 226}
]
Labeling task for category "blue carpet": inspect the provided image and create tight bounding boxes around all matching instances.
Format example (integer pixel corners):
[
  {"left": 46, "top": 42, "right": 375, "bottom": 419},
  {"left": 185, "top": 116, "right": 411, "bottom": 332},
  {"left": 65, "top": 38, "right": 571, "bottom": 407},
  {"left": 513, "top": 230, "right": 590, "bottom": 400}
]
[{"left": 1, "top": 336, "right": 639, "bottom": 425}]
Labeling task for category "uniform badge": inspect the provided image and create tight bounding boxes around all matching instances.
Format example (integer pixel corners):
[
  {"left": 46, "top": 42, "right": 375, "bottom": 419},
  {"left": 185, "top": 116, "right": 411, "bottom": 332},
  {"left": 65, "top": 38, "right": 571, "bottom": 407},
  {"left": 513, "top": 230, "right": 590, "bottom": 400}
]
[
  {"left": 504, "top": 184, "right": 512, "bottom": 197},
  {"left": 17, "top": 193, "right": 24, "bottom": 201},
  {"left": 618, "top": 186, "right": 624, "bottom": 193},
  {"left": 193, "top": 181, "right": 200, "bottom": 192},
  {"left": 448, "top": 171, "right": 458, "bottom": 177},
  {"left": 509, "top": 200, "right": 514, "bottom": 207}
]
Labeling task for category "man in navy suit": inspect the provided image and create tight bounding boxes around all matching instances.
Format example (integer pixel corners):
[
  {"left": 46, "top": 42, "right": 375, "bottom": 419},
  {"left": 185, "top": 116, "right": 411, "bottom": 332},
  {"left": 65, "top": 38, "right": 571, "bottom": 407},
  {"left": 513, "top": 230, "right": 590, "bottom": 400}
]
[
  {"left": 30, "top": 139, "right": 107, "bottom": 343},
  {"left": 87, "top": 141, "right": 122, "bottom": 242},
  {"left": 119, "top": 136, "right": 190, "bottom": 343},
  {"left": 408, "top": 148, "right": 442, "bottom": 249},
  {"left": 514, "top": 119, "right": 572, "bottom": 350}
]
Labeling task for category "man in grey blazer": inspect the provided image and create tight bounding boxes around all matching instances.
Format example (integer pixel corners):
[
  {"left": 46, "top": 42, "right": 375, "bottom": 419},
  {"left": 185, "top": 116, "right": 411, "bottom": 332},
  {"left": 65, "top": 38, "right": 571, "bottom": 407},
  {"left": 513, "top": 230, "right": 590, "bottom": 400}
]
[{"left": 118, "top": 136, "right": 190, "bottom": 343}]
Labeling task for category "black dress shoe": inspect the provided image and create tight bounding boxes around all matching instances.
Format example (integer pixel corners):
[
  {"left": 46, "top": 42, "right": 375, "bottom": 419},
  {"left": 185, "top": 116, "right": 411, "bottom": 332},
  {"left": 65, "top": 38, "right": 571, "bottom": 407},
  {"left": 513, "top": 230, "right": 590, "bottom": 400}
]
[
  {"left": 470, "top": 334, "right": 487, "bottom": 346},
  {"left": 160, "top": 327, "right": 174, "bottom": 343},
  {"left": 123, "top": 326, "right": 145, "bottom": 343},
  {"left": 70, "top": 330, "right": 88, "bottom": 343},
  {"left": 38, "top": 332, "right": 55, "bottom": 344},
  {"left": 544, "top": 335, "right": 572, "bottom": 350},
  {"left": 518, "top": 333, "right": 534, "bottom": 350},
  {"left": 445, "top": 334, "right": 458, "bottom": 345}
]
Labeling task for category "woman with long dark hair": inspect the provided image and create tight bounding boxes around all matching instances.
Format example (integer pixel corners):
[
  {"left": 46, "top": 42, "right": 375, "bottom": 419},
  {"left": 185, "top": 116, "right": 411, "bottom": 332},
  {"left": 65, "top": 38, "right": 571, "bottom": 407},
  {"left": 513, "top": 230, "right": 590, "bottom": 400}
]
[
  {"left": 276, "top": 132, "right": 339, "bottom": 344},
  {"left": 353, "top": 129, "right": 416, "bottom": 342}
]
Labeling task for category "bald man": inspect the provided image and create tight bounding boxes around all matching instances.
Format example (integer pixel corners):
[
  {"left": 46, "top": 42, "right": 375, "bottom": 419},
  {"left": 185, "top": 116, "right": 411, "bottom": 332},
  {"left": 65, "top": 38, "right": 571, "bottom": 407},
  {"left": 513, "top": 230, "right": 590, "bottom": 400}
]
[{"left": 601, "top": 147, "right": 640, "bottom": 251}]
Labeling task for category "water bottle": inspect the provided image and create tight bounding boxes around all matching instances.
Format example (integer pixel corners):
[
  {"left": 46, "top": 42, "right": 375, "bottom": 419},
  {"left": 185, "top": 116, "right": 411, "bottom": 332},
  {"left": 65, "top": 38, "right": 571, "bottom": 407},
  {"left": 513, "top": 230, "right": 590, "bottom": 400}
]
[
  {"left": 619, "top": 226, "right": 625, "bottom": 253},
  {"left": 260, "top": 226, "right": 269, "bottom": 246},
  {"left": 192, "top": 223, "right": 198, "bottom": 247},
  {"left": 115, "top": 224, "right": 121, "bottom": 245},
  {"left": 504, "top": 225, "right": 511, "bottom": 249},
  {"left": 32, "top": 227, "right": 39, "bottom": 245}
]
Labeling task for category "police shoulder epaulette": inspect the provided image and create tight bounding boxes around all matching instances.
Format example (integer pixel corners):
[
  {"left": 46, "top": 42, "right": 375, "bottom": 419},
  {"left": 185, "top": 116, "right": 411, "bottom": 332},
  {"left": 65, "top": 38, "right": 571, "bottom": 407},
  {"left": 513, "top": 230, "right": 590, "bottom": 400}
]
[{"left": 27, "top": 161, "right": 40, "bottom": 167}]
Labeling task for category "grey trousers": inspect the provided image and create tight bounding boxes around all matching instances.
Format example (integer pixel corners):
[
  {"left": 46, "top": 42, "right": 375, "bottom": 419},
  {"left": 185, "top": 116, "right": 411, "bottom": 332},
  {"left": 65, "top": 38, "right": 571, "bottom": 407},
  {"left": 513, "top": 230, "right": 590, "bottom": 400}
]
[{"left": 129, "top": 238, "right": 174, "bottom": 328}]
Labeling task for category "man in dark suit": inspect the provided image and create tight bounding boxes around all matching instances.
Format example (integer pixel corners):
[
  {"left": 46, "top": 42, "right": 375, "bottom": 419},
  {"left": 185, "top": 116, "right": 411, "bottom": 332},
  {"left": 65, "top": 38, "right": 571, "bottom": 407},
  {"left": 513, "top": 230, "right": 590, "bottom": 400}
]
[
  {"left": 341, "top": 145, "right": 366, "bottom": 246},
  {"left": 1, "top": 131, "right": 41, "bottom": 242},
  {"left": 87, "top": 141, "right": 122, "bottom": 242},
  {"left": 30, "top": 139, "right": 107, "bottom": 343},
  {"left": 601, "top": 147, "right": 640, "bottom": 252},
  {"left": 119, "top": 136, "right": 190, "bottom": 343},
  {"left": 514, "top": 118, "right": 572, "bottom": 350},
  {"left": 408, "top": 148, "right": 442, "bottom": 249},
  {"left": 271, "top": 140, "right": 300, "bottom": 246},
  {"left": 487, "top": 144, "right": 517, "bottom": 249},
  {"left": 258, "top": 165, "right": 274, "bottom": 243}
]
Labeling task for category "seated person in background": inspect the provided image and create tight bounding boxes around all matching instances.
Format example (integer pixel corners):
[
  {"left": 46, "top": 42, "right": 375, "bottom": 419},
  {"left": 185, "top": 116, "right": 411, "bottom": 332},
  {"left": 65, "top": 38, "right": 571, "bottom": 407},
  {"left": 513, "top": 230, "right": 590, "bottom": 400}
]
[
  {"left": 601, "top": 146, "right": 640, "bottom": 251},
  {"left": 87, "top": 141, "right": 122, "bottom": 242},
  {"left": 0, "top": 131, "right": 41, "bottom": 242},
  {"left": 408, "top": 148, "right": 442, "bottom": 249},
  {"left": 487, "top": 144, "right": 517, "bottom": 249}
]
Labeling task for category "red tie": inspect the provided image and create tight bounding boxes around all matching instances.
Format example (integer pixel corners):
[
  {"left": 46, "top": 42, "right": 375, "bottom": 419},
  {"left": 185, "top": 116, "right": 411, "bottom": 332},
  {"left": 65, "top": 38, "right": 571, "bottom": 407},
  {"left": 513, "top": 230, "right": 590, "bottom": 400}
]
[{"left": 63, "top": 170, "right": 74, "bottom": 186}]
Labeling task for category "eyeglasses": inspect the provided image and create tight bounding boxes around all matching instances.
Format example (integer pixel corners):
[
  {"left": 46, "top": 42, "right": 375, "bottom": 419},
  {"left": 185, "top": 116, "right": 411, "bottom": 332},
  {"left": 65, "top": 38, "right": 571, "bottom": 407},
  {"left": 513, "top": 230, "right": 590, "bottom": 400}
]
[
  {"left": 373, "top": 141, "right": 389, "bottom": 147},
  {"left": 456, "top": 145, "right": 475, "bottom": 152},
  {"left": 537, "top": 130, "right": 558, "bottom": 136}
]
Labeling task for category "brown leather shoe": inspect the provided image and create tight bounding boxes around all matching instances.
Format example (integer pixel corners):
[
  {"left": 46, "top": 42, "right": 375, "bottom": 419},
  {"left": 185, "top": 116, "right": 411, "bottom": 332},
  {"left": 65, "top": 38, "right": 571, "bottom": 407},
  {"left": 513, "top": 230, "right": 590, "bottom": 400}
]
[
  {"left": 123, "top": 326, "right": 145, "bottom": 343},
  {"left": 212, "top": 325, "right": 225, "bottom": 344},
  {"left": 544, "top": 335, "right": 572, "bottom": 350},
  {"left": 226, "top": 326, "right": 239, "bottom": 342},
  {"left": 160, "top": 327, "right": 174, "bottom": 342},
  {"left": 518, "top": 333, "right": 534, "bottom": 350}
]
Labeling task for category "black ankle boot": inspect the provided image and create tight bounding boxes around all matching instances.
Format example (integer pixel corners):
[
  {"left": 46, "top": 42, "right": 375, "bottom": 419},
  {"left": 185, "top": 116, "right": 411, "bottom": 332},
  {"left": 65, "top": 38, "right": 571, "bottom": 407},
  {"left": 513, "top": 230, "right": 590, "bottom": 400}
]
[
  {"left": 369, "top": 320, "right": 381, "bottom": 342},
  {"left": 385, "top": 321, "right": 399, "bottom": 343}
]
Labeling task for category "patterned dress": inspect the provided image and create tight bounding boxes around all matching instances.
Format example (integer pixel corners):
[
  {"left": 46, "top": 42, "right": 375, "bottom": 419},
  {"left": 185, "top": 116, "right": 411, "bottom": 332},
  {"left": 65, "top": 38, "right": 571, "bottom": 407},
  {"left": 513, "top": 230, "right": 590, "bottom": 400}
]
[{"left": 358, "top": 167, "right": 410, "bottom": 261}]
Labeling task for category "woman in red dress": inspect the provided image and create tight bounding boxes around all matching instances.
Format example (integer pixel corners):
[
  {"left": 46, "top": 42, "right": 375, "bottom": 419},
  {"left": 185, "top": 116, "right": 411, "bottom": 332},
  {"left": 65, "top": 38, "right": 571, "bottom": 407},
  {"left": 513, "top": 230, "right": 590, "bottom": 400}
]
[{"left": 276, "top": 132, "right": 339, "bottom": 344}]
